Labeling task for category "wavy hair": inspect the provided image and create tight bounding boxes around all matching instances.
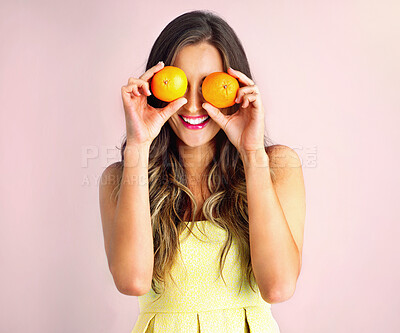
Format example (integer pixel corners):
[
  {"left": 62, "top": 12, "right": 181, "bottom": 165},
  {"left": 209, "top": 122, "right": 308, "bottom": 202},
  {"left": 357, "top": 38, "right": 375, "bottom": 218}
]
[{"left": 112, "top": 10, "right": 277, "bottom": 295}]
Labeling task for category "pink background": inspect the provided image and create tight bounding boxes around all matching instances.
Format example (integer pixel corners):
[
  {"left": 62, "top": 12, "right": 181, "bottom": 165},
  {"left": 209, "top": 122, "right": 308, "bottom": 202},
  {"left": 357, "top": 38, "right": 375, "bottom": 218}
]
[{"left": 1, "top": 1, "right": 399, "bottom": 332}]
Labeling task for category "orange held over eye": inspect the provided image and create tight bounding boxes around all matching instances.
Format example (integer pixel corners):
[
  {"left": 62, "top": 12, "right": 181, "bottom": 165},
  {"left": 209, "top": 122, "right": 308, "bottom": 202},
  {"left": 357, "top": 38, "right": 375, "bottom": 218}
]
[
  {"left": 151, "top": 66, "right": 188, "bottom": 102},
  {"left": 202, "top": 72, "right": 239, "bottom": 108}
]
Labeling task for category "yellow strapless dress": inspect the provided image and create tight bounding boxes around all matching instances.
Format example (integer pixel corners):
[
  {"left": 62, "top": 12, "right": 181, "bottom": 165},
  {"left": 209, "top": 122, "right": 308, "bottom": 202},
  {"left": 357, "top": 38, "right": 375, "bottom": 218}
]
[{"left": 131, "top": 220, "right": 280, "bottom": 332}]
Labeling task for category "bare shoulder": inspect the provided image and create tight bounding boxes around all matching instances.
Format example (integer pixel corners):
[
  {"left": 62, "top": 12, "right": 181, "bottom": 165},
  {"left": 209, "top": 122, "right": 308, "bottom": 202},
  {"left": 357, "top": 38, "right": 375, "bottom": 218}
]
[
  {"left": 99, "top": 162, "right": 124, "bottom": 202},
  {"left": 265, "top": 144, "right": 306, "bottom": 278},
  {"left": 265, "top": 144, "right": 302, "bottom": 183},
  {"left": 100, "top": 162, "right": 123, "bottom": 187},
  {"left": 265, "top": 144, "right": 303, "bottom": 184},
  {"left": 265, "top": 144, "right": 301, "bottom": 167}
]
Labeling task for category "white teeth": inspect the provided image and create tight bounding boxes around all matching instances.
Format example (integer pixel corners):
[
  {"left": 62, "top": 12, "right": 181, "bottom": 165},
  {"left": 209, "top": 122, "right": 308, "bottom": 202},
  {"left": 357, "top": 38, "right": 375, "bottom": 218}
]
[{"left": 182, "top": 116, "right": 209, "bottom": 125}]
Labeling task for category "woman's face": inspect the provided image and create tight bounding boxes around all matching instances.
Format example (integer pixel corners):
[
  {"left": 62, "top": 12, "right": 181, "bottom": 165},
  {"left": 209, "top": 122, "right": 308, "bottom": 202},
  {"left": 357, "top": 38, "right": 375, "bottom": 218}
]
[{"left": 167, "top": 42, "right": 228, "bottom": 148}]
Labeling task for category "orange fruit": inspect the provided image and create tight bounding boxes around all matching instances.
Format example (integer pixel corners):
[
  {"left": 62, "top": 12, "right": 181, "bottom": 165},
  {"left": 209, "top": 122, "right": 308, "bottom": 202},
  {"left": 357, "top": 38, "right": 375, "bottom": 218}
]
[
  {"left": 202, "top": 72, "right": 239, "bottom": 108},
  {"left": 150, "top": 66, "right": 188, "bottom": 102}
]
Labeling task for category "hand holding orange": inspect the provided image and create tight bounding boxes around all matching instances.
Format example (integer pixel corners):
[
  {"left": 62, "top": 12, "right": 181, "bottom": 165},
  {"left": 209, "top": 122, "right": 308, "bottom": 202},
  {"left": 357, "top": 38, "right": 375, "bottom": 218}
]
[
  {"left": 202, "top": 72, "right": 239, "bottom": 108},
  {"left": 151, "top": 66, "right": 188, "bottom": 102},
  {"left": 120, "top": 62, "right": 188, "bottom": 147},
  {"left": 202, "top": 66, "right": 266, "bottom": 156}
]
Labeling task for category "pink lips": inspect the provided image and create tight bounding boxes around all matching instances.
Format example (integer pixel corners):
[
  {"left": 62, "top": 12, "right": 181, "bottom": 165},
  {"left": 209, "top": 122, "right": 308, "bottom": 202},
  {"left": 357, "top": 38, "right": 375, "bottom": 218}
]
[{"left": 179, "top": 115, "right": 211, "bottom": 129}]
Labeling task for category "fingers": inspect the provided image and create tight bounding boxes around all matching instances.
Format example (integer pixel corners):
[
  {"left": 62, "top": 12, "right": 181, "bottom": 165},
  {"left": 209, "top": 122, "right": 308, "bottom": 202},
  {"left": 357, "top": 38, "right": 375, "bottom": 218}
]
[
  {"left": 132, "top": 85, "right": 141, "bottom": 97},
  {"left": 159, "top": 97, "right": 188, "bottom": 123},
  {"left": 241, "top": 94, "right": 257, "bottom": 108},
  {"left": 123, "top": 61, "right": 165, "bottom": 97},
  {"left": 139, "top": 61, "right": 165, "bottom": 82},
  {"left": 202, "top": 102, "right": 229, "bottom": 132},
  {"left": 227, "top": 67, "right": 254, "bottom": 86},
  {"left": 124, "top": 78, "right": 152, "bottom": 97},
  {"left": 235, "top": 85, "right": 259, "bottom": 104}
]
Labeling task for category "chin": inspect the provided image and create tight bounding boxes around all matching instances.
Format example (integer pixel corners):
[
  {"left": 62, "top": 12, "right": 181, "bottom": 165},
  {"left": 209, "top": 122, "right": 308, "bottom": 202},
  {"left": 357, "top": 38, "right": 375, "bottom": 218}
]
[
  {"left": 176, "top": 134, "right": 209, "bottom": 148},
  {"left": 168, "top": 117, "right": 217, "bottom": 146}
]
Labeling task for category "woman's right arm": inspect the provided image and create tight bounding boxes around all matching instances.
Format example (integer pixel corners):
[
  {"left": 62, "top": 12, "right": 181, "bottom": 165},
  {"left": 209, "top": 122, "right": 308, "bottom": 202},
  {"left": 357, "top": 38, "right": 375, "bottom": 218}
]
[
  {"left": 99, "top": 61, "right": 187, "bottom": 296},
  {"left": 99, "top": 143, "right": 153, "bottom": 296}
]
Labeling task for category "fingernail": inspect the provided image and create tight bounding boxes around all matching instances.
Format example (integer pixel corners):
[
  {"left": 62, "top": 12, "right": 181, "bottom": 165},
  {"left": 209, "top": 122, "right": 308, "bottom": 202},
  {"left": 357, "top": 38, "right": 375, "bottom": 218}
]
[
  {"left": 235, "top": 97, "right": 240, "bottom": 103},
  {"left": 158, "top": 61, "right": 164, "bottom": 65}
]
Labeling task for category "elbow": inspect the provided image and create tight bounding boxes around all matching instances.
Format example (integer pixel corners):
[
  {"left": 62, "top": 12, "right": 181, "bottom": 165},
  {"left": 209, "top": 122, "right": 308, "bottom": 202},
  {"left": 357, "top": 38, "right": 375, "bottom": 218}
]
[
  {"left": 114, "top": 279, "right": 151, "bottom": 296},
  {"left": 261, "top": 284, "right": 296, "bottom": 304},
  {"left": 110, "top": 267, "right": 151, "bottom": 296}
]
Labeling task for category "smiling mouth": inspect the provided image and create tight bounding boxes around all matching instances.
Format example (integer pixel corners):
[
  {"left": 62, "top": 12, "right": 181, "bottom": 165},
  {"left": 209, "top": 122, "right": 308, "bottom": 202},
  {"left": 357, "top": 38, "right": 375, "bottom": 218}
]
[{"left": 179, "top": 115, "right": 210, "bottom": 125}]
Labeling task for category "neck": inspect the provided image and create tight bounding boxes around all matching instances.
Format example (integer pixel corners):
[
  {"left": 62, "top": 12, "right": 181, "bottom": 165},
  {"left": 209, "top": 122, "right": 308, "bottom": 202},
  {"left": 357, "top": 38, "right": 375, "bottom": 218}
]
[{"left": 177, "top": 139, "right": 216, "bottom": 181}]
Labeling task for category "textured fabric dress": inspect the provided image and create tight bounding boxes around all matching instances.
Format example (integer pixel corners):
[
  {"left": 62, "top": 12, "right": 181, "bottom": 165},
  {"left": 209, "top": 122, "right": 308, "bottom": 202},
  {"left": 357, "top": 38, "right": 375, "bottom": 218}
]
[{"left": 131, "top": 220, "right": 281, "bottom": 333}]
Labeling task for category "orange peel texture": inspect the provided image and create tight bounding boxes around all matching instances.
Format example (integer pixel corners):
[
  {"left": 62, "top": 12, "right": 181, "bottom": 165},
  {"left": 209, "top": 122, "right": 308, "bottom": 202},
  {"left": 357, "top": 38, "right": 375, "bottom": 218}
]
[
  {"left": 150, "top": 66, "right": 188, "bottom": 102},
  {"left": 202, "top": 72, "right": 239, "bottom": 108}
]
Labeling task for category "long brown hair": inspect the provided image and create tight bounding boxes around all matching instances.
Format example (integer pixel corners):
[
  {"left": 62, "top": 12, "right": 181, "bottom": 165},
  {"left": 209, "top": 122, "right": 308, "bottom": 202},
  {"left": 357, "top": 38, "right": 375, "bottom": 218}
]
[{"left": 112, "top": 10, "right": 277, "bottom": 295}]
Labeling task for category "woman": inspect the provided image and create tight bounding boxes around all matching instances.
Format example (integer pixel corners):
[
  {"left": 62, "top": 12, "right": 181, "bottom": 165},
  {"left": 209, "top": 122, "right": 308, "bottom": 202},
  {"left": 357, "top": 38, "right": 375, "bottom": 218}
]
[{"left": 99, "top": 10, "right": 306, "bottom": 333}]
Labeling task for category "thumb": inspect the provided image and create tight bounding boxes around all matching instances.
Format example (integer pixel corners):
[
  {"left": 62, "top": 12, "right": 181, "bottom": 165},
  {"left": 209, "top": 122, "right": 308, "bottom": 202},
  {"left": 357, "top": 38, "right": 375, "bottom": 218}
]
[
  {"left": 202, "top": 102, "right": 226, "bottom": 129},
  {"left": 160, "top": 97, "right": 188, "bottom": 122}
]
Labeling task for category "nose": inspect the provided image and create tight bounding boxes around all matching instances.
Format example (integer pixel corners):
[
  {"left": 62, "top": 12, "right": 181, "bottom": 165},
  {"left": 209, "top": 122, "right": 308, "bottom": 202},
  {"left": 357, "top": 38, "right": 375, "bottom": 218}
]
[{"left": 183, "top": 84, "right": 204, "bottom": 113}]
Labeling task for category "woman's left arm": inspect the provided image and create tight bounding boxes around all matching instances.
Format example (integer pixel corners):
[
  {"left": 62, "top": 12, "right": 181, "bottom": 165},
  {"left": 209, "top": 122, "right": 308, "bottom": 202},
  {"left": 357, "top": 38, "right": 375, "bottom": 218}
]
[
  {"left": 241, "top": 145, "right": 306, "bottom": 304},
  {"left": 202, "top": 68, "right": 306, "bottom": 304}
]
